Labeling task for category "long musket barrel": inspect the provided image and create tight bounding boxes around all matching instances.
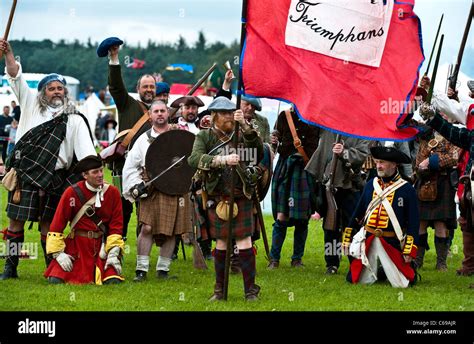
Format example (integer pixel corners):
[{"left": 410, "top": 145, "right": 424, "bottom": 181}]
[{"left": 449, "top": 1, "right": 474, "bottom": 91}]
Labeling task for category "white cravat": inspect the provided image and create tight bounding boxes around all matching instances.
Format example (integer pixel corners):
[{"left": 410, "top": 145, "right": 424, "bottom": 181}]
[{"left": 85, "top": 181, "right": 104, "bottom": 208}]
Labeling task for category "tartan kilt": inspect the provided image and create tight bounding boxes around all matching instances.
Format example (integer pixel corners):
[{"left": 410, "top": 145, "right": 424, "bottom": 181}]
[
  {"left": 271, "top": 153, "right": 316, "bottom": 221},
  {"left": 207, "top": 196, "right": 255, "bottom": 240},
  {"left": 418, "top": 174, "right": 457, "bottom": 227},
  {"left": 6, "top": 171, "right": 79, "bottom": 223},
  {"left": 138, "top": 191, "right": 192, "bottom": 239}
]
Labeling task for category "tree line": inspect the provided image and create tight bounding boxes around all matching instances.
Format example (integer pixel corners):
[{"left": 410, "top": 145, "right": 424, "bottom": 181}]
[{"left": 4, "top": 31, "right": 240, "bottom": 93}]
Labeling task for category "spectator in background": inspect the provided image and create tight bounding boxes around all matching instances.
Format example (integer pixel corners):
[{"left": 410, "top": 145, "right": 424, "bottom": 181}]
[
  {"left": 11, "top": 100, "right": 20, "bottom": 122},
  {"left": 101, "top": 118, "right": 117, "bottom": 144},
  {"left": 0, "top": 105, "right": 13, "bottom": 162},
  {"left": 6, "top": 119, "right": 18, "bottom": 157}
]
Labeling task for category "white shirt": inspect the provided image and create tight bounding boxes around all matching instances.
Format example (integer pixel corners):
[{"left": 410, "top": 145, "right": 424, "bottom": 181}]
[
  {"left": 5, "top": 62, "right": 96, "bottom": 170},
  {"left": 178, "top": 117, "right": 200, "bottom": 134},
  {"left": 432, "top": 90, "right": 473, "bottom": 125},
  {"left": 122, "top": 128, "right": 159, "bottom": 202}
]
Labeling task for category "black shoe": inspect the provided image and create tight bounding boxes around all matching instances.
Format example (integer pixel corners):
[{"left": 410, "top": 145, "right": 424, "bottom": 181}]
[
  {"left": 325, "top": 266, "right": 338, "bottom": 275},
  {"left": 103, "top": 277, "right": 122, "bottom": 285},
  {"left": 171, "top": 253, "right": 178, "bottom": 261},
  {"left": 47, "top": 276, "right": 65, "bottom": 284},
  {"left": 133, "top": 270, "right": 147, "bottom": 282},
  {"left": 156, "top": 270, "right": 178, "bottom": 280}
]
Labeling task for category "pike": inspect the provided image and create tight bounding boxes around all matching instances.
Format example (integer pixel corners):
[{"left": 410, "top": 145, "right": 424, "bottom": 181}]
[
  {"left": 423, "top": 14, "right": 443, "bottom": 77},
  {"left": 449, "top": 0, "right": 474, "bottom": 92},
  {"left": 427, "top": 35, "right": 444, "bottom": 103},
  {"left": 223, "top": 0, "right": 248, "bottom": 301},
  {"left": 0, "top": 0, "right": 17, "bottom": 60}
]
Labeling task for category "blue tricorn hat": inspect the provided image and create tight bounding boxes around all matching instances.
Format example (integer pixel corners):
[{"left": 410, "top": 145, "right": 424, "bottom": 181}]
[
  {"left": 241, "top": 95, "right": 262, "bottom": 111},
  {"left": 97, "top": 37, "right": 124, "bottom": 58},
  {"left": 156, "top": 82, "right": 170, "bottom": 95},
  {"left": 208, "top": 96, "right": 236, "bottom": 112},
  {"left": 37, "top": 73, "right": 67, "bottom": 91}
]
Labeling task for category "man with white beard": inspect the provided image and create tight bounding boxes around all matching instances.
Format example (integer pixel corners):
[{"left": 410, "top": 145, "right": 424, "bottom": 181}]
[
  {"left": 0, "top": 39, "right": 96, "bottom": 280},
  {"left": 343, "top": 146, "right": 420, "bottom": 288}
]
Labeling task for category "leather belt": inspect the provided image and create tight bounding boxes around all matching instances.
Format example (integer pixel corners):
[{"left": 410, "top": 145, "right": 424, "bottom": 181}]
[
  {"left": 74, "top": 229, "right": 103, "bottom": 239},
  {"left": 365, "top": 226, "right": 396, "bottom": 238}
]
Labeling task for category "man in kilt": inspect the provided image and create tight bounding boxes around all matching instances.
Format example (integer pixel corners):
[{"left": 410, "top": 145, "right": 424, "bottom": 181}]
[
  {"left": 0, "top": 40, "right": 96, "bottom": 280},
  {"left": 122, "top": 100, "right": 192, "bottom": 281},
  {"left": 414, "top": 126, "right": 462, "bottom": 271},
  {"left": 268, "top": 108, "right": 320, "bottom": 269},
  {"left": 103, "top": 39, "right": 160, "bottom": 241},
  {"left": 305, "top": 129, "right": 370, "bottom": 274},
  {"left": 188, "top": 97, "right": 264, "bottom": 301}
]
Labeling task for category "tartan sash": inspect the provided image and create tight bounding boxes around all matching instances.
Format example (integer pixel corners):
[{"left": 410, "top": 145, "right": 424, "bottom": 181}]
[{"left": 7, "top": 113, "right": 68, "bottom": 189}]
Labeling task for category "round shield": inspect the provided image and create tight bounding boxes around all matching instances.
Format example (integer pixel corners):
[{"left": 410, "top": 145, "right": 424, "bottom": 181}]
[
  {"left": 145, "top": 130, "right": 196, "bottom": 195},
  {"left": 256, "top": 143, "right": 274, "bottom": 200}
]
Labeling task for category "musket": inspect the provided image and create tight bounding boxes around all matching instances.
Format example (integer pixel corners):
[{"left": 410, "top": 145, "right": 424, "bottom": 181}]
[
  {"left": 169, "top": 63, "right": 218, "bottom": 120},
  {"left": 0, "top": 0, "right": 17, "bottom": 60},
  {"left": 427, "top": 35, "right": 444, "bottom": 104},
  {"left": 449, "top": 0, "right": 474, "bottom": 92},
  {"left": 223, "top": 0, "right": 248, "bottom": 301},
  {"left": 424, "top": 14, "right": 444, "bottom": 77},
  {"left": 324, "top": 134, "right": 341, "bottom": 231},
  {"left": 190, "top": 193, "right": 208, "bottom": 270}
]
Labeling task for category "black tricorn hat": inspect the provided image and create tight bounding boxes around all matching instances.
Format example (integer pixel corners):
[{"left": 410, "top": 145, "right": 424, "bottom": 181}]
[
  {"left": 170, "top": 96, "right": 205, "bottom": 109},
  {"left": 74, "top": 155, "right": 103, "bottom": 174},
  {"left": 370, "top": 146, "right": 411, "bottom": 164}
]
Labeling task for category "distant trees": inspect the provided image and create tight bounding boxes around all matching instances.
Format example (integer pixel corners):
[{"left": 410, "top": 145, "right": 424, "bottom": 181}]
[{"left": 5, "top": 32, "right": 239, "bottom": 93}]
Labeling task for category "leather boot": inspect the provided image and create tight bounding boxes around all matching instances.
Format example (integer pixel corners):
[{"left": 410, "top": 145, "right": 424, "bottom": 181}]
[
  {"left": 0, "top": 255, "right": 19, "bottom": 280},
  {"left": 209, "top": 283, "right": 224, "bottom": 301},
  {"left": 415, "top": 246, "right": 426, "bottom": 269},
  {"left": 457, "top": 230, "right": 474, "bottom": 276},
  {"left": 41, "top": 240, "right": 53, "bottom": 267},
  {"left": 245, "top": 284, "right": 261, "bottom": 301},
  {"left": 435, "top": 238, "right": 449, "bottom": 271}
]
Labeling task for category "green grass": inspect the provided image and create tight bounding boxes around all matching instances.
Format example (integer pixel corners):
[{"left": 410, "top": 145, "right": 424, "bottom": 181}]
[{"left": 0, "top": 170, "right": 473, "bottom": 311}]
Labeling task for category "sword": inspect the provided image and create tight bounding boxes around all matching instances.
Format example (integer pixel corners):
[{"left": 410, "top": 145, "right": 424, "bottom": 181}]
[{"left": 132, "top": 155, "right": 186, "bottom": 198}]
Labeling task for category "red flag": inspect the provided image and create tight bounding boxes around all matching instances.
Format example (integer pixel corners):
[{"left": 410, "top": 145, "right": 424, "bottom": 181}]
[
  {"left": 127, "top": 58, "right": 146, "bottom": 69},
  {"left": 241, "top": 0, "right": 424, "bottom": 140}
]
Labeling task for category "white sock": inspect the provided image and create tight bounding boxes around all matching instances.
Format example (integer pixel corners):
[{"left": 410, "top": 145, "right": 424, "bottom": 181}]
[
  {"left": 156, "top": 256, "right": 172, "bottom": 272},
  {"left": 136, "top": 255, "right": 150, "bottom": 272}
]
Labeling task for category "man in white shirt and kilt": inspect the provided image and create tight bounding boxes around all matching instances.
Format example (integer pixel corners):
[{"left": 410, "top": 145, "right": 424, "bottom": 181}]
[{"left": 0, "top": 39, "right": 96, "bottom": 280}]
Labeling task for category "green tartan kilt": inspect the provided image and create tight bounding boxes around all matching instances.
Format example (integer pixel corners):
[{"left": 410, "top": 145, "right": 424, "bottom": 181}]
[
  {"left": 7, "top": 184, "right": 61, "bottom": 223},
  {"left": 6, "top": 171, "right": 80, "bottom": 223},
  {"left": 271, "top": 153, "right": 316, "bottom": 222},
  {"left": 207, "top": 196, "right": 255, "bottom": 240}
]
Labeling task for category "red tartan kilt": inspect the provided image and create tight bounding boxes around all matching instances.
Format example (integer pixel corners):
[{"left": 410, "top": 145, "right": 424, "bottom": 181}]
[
  {"left": 44, "top": 235, "right": 122, "bottom": 284},
  {"left": 207, "top": 197, "right": 255, "bottom": 240}
]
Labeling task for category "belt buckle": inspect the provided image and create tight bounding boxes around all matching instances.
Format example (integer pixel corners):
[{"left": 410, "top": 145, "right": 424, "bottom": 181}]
[
  {"left": 294, "top": 139, "right": 302, "bottom": 148},
  {"left": 374, "top": 229, "right": 383, "bottom": 238},
  {"left": 87, "top": 231, "right": 94, "bottom": 239},
  {"left": 85, "top": 206, "right": 95, "bottom": 217}
]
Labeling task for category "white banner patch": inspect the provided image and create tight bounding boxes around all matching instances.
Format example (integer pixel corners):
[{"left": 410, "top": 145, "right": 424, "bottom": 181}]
[{"left": 285, "top": 0, "right": 394, "bottom": 67}]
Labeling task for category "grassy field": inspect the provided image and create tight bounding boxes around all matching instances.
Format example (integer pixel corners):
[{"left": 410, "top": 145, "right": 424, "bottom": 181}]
[{"left": 0, "top": 170, "right": 473, "bottom": 312}]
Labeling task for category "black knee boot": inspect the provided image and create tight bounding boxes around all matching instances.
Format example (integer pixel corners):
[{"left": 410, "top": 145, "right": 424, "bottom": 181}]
[
  {"left": 41, "top": 237, "right": 53, "bottom": 267},
  {"left": 0, "top": 230, "right": 24, "bottom": 280}
]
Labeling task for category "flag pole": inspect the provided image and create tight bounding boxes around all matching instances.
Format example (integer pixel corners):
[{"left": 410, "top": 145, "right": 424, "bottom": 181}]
[{"left": 223, "top": 0, "right": 248, "bottom": 301}]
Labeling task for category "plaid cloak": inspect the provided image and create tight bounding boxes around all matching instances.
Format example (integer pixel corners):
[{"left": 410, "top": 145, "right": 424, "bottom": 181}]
[{"left": 272, "top": 153, "right": 316, "bottom": 222}]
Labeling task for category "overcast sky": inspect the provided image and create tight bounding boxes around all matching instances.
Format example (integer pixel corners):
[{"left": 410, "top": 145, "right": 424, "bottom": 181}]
[{"left": 1, "top": 0, "right": 473, "bottom": 75}]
